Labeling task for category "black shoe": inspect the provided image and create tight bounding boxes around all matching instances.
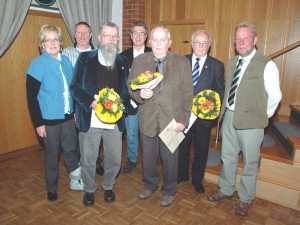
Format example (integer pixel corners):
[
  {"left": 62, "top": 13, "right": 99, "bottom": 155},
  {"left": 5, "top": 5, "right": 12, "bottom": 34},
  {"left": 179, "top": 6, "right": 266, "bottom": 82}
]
[
  {"left": 47, "top": 192, "right": 58, "bottom": 201},
  {"left": 123, "top": 159, "right": 137, "bottom": 173},
  {"left": 194, "top": 183, "right": 205, "bottom": 194},
  {"left": 96, "top": 166, "right": 104, "bottom": 176},
  {"left": 104, "top": 190, "right": 115, "bottom": 203},
  {"left": 83, "top": 192, "right": 95, "bottom": 206}
]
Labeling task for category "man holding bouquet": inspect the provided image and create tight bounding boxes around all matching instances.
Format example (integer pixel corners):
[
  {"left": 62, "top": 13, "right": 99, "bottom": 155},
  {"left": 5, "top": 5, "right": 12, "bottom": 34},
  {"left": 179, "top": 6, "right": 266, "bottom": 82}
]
[
  {"left": 177, "top": 30, "right": 225, "bottom": 194},
  {"left": 70, "top": 22, "right": 130, "bottom": 206},
  {"left": 128, "top": 26, "right": 194, "bottom": 207}
]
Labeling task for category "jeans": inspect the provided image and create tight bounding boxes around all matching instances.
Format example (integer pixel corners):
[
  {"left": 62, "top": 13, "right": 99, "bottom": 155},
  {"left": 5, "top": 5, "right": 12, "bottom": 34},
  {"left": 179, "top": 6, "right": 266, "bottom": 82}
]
[{"left": 125, "top": 113, "right": 139, "bottom": 162}]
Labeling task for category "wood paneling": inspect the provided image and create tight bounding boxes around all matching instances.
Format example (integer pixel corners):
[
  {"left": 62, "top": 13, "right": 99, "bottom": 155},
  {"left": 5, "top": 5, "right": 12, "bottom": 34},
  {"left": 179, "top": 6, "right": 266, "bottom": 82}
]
[
  {"left": 0, "top": 11, "right": 72, "bottom": 154},
  {"left": 145, "top": 0, "right": 300, "bottom": 116}
]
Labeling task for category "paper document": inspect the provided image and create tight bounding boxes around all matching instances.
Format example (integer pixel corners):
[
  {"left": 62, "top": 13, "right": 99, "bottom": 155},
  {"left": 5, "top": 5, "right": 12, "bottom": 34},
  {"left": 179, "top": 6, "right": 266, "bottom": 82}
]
[{"left": 159, "top": 119, "right": 185, "bottom": 153}]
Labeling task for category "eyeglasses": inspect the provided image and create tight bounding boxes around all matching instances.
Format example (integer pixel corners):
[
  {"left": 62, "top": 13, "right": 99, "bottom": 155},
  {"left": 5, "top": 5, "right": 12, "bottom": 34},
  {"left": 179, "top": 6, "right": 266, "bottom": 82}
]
[
  {"left": 192, "top": 41, "right": 210, "bottom": 47},
  {"left": 44, "top": 38, "right": 60, "bottom": 44},
  {"left": 100, "top": 33, "right": 119, "bottom": 39},
  {"left": 132, "top": 32, "right": 146, "bottom": 37}
]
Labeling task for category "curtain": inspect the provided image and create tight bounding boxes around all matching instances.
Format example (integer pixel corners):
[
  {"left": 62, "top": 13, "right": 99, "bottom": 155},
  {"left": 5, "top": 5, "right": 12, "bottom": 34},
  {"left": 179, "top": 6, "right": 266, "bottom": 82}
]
[
  {"left": 0, "top": 0, "right": 31, "bottom": 58},
  {"left": 57, "top": 0, "right": 112, "bottom": 47}
]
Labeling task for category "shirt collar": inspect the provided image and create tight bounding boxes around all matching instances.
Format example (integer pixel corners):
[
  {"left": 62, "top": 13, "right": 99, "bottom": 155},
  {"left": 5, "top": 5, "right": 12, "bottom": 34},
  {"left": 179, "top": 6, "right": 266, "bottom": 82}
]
[{"left": 239, "top": 48, "right": 256, "bottom": 63}]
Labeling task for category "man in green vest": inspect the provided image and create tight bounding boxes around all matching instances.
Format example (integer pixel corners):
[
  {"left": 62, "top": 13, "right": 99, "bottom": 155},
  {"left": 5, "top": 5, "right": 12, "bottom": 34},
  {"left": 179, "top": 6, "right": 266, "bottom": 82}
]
[{"left": 207, "top": 21, "right": 282, "bottom": 217}]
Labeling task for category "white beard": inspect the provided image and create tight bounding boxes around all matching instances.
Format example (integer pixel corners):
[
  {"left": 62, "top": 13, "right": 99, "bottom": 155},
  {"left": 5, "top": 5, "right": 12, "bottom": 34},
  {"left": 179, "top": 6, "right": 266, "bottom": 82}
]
[{"left": 98, "top": 42, "right": 118, "bottom": 69}]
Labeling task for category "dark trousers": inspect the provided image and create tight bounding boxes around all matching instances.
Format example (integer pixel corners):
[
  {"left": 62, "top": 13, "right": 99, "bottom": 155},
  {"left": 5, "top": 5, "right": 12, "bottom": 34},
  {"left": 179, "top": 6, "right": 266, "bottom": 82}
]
[
  {"left": 178, "top": 118, "right": 211, "bottom": 186},
  {"left": 140, "top": 132, "right": 178, "bottom": 196},
  {"left": 43, "top": 119, "right": 80, "bottom": 192}
]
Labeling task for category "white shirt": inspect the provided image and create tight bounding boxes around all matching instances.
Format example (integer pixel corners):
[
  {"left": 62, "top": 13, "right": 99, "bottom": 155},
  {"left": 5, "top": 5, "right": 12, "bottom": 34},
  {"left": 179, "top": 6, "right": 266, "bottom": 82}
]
[
  {"left": 192, "top": 53, "right": 207, "bottom": 76},
  {"left": 226, "top": 49, "right": 282, "bottom": 118},
  {"left": 133, "top": 46, "right": 145, "bottom": 58}
]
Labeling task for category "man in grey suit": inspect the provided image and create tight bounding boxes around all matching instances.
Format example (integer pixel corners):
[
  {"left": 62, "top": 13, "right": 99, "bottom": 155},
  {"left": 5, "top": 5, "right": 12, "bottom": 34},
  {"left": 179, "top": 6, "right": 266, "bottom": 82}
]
[{"left": 128, "top": 26, "right": 194, "bottom": 207}]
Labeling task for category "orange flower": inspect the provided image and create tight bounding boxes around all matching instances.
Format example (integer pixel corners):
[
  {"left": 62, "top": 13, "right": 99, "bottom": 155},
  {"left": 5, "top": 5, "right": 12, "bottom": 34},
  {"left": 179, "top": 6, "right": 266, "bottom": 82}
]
[
  {"left": 208, "top": 105, "right": 214, "bottom": 111},
  {"left": 205, "top": 100, "right": 212, "bottom": 106},
  {"left": 105, "top": 101, "right": 113, "bottom": 109}
]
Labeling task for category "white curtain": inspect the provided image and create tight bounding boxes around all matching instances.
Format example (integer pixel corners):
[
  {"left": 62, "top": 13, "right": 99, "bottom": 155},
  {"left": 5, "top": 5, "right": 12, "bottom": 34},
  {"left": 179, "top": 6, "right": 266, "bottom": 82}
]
[
  {"left": 0, "top": 0, "right": 31, "bottom": 58},
  {"left": 56, "top": 0, "right": 112, "bottom": 47}
]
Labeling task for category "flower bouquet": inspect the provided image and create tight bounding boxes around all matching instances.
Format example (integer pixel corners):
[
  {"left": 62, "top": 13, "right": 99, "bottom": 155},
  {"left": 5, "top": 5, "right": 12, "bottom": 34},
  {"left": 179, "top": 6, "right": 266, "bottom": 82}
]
[
  {"left": 192, "top": 90, "right": 221, "bottom": 120},
  {"left": 130, "top": 70, "right": 163, "bottom": 90},
  {"left": 95, "top": 87, "right": 124, "bottom": 124}
]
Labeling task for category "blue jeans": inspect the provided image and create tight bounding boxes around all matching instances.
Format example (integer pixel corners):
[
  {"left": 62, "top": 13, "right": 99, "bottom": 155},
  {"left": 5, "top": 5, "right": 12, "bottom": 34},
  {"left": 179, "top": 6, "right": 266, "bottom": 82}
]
[{"left": 125, "top": 113, "right": 139, "bottom": 162}]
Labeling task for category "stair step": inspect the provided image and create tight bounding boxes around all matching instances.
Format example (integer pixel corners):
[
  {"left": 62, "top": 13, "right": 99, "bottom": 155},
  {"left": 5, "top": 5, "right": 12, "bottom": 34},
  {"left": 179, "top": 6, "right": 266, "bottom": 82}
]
[{"left": 290, "top": 104, "right": 300, "bottom": 124}]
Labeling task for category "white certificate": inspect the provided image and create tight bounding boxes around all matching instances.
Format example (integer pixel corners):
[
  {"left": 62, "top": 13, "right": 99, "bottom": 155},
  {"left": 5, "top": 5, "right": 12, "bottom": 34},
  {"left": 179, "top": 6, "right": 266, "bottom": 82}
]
[{"left": 159, "top": 119, "right": 185, "bottom": 153}]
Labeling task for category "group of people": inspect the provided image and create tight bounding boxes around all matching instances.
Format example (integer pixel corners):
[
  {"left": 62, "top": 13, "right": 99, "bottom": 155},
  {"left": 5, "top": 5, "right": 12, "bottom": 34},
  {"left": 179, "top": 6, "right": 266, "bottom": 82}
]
[{"left": 26, "top": 20, "right": 282, "bottom": 217}]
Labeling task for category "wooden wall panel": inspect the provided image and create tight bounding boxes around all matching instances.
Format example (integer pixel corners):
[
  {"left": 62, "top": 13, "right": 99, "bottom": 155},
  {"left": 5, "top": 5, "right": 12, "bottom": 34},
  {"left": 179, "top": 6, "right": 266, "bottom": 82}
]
[
  {"left": 160, "top": 0, "right": 175, "bottom": 21},
  {"left": 186, "top": 0, "right": 203, "bottom": 20},
  {"left": 291, "top": 0, "right": 300, "bottom": 19},
  {"left": 145, "top": 0, "right": 300, "bottom": 117},
  {"left": 251, "top": 0, "right": 270, "bottom": 20},
  {"left": 232, "top": 0, "right": 252, "bottom": 21},
  {"left": 0, "top": 11, "right": 72, "bottom": 154}
]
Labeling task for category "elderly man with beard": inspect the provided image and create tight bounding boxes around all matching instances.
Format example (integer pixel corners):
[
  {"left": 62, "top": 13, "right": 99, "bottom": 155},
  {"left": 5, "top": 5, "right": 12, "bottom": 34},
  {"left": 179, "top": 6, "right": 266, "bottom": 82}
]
[{"left": 70, "top": 22, "right": 130, "bottom": 207}]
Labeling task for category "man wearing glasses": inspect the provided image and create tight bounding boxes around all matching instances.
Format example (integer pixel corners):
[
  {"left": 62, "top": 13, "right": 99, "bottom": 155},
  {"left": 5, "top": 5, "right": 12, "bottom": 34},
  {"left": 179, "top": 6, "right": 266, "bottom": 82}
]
[
  {"left": 70, "top": 22, "right": 130, "bottom": 207},
  {"left": 177, "top": 30, "right": 225, "bottom": 195},
  {"left": 121, "top": 22, "right": 152, "bottom": 173}
]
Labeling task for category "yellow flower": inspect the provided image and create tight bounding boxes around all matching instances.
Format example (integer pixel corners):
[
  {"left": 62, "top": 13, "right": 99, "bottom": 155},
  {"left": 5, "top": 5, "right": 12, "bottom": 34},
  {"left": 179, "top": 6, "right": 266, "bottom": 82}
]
[
  {"left": 131, "top": 83, "right": 138, "bottom": 90},
  {"left": 198, "top": 97, "right": 206, "bottom": 104}
]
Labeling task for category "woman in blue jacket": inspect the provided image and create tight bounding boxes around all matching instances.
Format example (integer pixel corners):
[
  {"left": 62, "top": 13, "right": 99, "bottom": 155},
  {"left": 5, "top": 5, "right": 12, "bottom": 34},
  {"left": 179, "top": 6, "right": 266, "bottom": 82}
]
[{"left": 26, "top": 25, "right": 83, "bottom": 201}]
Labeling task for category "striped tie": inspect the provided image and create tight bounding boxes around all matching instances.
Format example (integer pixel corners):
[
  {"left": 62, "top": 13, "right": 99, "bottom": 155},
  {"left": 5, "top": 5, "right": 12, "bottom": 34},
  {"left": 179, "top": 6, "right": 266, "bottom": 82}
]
[
  {"left": 192, "top": 58, "right": 200, "bottom": 86},
  {"left": 227, "top": 59, "right": 245, "bottom": 106}
]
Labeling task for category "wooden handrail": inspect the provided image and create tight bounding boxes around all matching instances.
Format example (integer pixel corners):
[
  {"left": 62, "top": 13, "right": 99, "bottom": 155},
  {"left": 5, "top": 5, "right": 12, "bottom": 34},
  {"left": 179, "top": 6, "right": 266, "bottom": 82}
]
[{"left": 268, "top": 41, "right": 300, "bottom": 59}]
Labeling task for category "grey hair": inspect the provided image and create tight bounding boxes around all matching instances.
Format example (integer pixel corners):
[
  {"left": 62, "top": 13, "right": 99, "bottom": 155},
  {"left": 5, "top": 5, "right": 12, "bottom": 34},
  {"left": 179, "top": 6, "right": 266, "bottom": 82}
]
[
  {"left": 150, "top": 26, "right": 171, "bottom": 40},
  {"left": 99, "top": 22, "right": 119, "bottom": 34},
  {"left": 191, "top": 30, "right": 211, "bottom": 43},
  {"left": 235, "top": 21, "right": 257, "bottom": 37},
  {"left": 130, "top": 21, "right": 148, "bottom": 34}
]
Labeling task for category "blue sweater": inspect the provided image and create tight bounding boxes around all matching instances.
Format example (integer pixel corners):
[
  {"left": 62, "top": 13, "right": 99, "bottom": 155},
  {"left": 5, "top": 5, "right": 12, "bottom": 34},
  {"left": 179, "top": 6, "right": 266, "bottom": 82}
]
[{"left": 27, "top": 51, "right": 74, "bottom": 120}]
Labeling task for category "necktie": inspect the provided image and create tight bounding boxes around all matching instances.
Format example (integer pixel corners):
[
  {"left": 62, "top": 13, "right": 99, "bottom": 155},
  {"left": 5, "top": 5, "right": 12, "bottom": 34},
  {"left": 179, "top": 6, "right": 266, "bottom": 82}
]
[
  {"left": 192, "top": 58, "right": 200, "bottom": 86},
  {"left": 227, "top": 58, "right": 245, "bottom": 106},
  {"left": 156, "top": 60, "right": 163, "bottom": 74}
]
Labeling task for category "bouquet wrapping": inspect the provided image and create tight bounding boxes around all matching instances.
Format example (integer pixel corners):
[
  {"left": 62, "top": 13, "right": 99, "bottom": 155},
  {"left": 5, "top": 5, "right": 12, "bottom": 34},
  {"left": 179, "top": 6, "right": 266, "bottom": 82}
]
[
  {"left": 192, "top": 90, "right": 221, "bottom": 120},
  {"left": 130, "top": 71, "right": 163, "bottom": 90},
  {"left": 95, "top": 88, "right": 124, "bottom": 124}
]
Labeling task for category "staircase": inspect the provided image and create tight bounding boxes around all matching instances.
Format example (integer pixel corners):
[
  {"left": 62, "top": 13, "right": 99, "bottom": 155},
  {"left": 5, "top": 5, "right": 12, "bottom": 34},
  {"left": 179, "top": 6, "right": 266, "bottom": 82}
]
[{"left": 204, "top": 104, "right": 300, "bottom": 211}]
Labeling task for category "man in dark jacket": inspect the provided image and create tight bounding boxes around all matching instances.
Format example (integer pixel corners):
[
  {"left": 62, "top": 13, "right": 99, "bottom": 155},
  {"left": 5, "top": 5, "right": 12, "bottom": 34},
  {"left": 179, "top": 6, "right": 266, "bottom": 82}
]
[
  {"left": 70, "top": 22, "right": 130, "bottom": 207},
  {"left": 177, "top": 30, "right": 225, "bottom": 194},
  {"left": 120, "top": 21, "right": 151, "bottom": 173}
]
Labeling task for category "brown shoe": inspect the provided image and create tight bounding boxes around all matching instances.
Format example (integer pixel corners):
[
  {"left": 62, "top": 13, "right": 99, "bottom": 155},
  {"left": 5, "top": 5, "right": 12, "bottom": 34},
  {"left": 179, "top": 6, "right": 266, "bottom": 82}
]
[
  {"left": 235, "top": 200, "right": 250, "bottom": 216},
  {"left": 207, "top": 191, "right": 233, "bottom": 202}
]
